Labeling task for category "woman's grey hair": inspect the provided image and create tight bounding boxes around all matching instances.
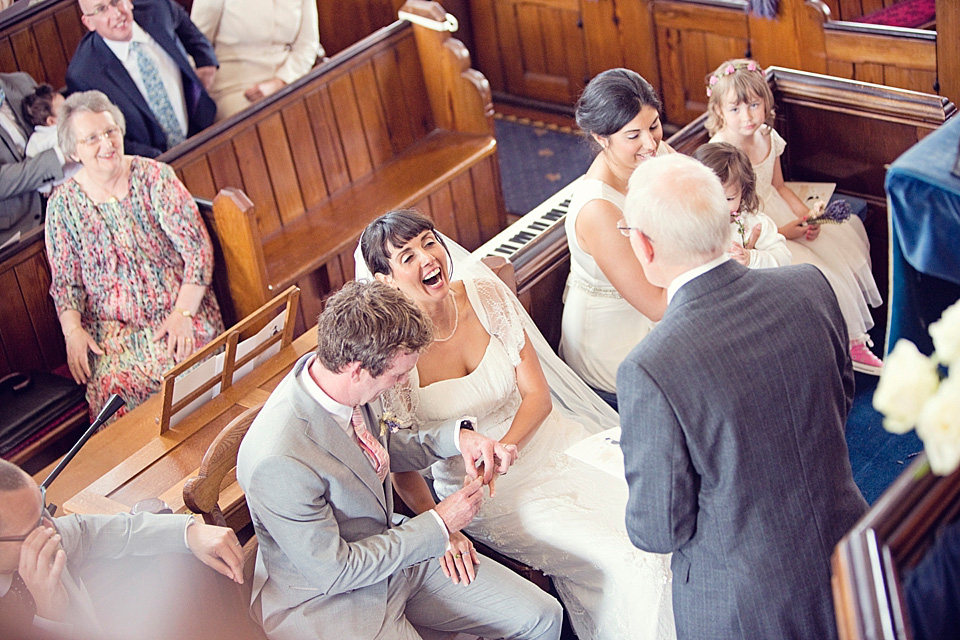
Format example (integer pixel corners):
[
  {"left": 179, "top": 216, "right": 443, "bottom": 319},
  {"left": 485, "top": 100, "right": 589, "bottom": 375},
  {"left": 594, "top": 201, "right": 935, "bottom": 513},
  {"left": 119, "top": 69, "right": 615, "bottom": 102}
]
[
  {"left": 57, "top": 90, "right": 126, "bottom": 158},
  {"left": 625, "top": 154, "right": 730, "bottom": 266}
]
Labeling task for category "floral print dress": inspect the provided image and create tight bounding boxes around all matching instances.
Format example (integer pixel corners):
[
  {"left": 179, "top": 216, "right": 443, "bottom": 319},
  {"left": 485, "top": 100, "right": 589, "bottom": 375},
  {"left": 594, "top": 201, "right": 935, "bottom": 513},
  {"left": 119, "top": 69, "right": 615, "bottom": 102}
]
[{"left": 45, "top": 156, "right": 223, "bottom": 419}]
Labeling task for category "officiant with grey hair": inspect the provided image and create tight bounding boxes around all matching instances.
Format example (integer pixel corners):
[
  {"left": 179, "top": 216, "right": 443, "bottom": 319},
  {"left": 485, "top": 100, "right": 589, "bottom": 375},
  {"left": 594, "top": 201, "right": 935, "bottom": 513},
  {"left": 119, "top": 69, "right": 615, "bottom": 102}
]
[{"left": 616, "top": 153, "right": 868, "bottom": 639}]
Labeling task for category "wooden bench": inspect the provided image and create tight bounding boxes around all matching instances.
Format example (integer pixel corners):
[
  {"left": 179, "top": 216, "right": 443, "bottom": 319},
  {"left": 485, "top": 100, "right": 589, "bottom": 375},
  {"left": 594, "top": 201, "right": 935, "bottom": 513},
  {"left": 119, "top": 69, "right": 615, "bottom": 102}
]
[
  {"left": 476, "top": 67, "right": 955, "bottom": 347},
  {"left": 832, "top": 454, "right": 960, "bottom": 640},
  {"left": 159, "top": 0, "right": 505, "bottom": 330},
  {"left": 0, "top": 0, "right": 403, "bottom": 89}
]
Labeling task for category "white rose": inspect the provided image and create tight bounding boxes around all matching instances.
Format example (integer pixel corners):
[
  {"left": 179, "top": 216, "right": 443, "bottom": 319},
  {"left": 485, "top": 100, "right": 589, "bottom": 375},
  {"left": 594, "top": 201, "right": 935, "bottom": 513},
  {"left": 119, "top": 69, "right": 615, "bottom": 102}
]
[
  {"left": 916, "top": 375, "right": 960, "bottom": 475},
  {"left": 872, "top": 340, "right": 939, "bottom": 434},
  {"left": 930, "top": 299, "right": 960, "bottom": 367}
]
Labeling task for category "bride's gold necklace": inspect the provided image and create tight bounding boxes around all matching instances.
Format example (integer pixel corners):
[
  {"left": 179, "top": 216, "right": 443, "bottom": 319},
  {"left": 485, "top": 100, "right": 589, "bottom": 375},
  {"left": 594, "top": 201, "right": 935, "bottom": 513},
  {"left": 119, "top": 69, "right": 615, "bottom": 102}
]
[{"left": 433, "top": 291, "right": 459, "bottom": 343}]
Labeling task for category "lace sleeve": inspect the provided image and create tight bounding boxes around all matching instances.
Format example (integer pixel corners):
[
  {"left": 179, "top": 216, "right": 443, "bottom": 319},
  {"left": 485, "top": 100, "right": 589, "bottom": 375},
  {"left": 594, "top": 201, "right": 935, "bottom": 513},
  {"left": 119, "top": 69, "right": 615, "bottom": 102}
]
[
  {"left": 470, "top": 277, "right": 527, "bottom": 368},
  {"left": 379, "top": 375, "right": 419, "bottom": 431}
]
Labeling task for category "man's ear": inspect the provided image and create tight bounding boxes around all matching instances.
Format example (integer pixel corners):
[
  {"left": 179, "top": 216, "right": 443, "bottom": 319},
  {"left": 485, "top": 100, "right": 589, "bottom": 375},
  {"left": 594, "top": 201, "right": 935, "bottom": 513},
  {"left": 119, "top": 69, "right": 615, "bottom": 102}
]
[
  {"left": 633, "top": 230, "right": 655, "bottom": 266},
  {"left": 347, "top": 362, "right": 364, "bottom": 382},
  {"left": 80, "top": 15, "right": 96, "bottom": 32}
]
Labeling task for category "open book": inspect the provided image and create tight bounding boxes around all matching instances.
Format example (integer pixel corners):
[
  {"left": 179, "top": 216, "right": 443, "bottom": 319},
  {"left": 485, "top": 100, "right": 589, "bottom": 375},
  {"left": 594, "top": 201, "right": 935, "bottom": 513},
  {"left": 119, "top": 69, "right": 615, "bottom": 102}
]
[
  {"left": 564, "top": 427, "right": 625, "bottom": 479},
  {"left": 785, "top": 181, "right": 836, "bottom": 207}
]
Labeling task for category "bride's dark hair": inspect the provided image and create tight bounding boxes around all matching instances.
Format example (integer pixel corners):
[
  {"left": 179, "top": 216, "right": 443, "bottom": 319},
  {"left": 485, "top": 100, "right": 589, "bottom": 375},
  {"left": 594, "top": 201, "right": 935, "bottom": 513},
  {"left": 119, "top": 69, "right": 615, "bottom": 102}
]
[{"left": 360, "top": 210, "right": 452, "bottom": 277}]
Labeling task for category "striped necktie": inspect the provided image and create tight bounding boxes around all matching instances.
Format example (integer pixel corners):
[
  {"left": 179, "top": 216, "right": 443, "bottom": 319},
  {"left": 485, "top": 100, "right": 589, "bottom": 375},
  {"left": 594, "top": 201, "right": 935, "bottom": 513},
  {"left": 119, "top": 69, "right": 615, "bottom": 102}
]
[
  {"left": 130, "top": 42, "right": 184, "bottom": 149},
  {"left": 351, "top": 406, "right": 389, "bottom": 483}
]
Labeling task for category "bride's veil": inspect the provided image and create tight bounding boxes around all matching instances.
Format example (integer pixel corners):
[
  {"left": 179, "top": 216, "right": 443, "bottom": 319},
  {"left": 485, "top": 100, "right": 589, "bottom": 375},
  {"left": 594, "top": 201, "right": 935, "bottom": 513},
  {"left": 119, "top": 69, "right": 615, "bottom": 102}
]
[{"left": 353, "top": 233, "right": 618, "bottom": 435}]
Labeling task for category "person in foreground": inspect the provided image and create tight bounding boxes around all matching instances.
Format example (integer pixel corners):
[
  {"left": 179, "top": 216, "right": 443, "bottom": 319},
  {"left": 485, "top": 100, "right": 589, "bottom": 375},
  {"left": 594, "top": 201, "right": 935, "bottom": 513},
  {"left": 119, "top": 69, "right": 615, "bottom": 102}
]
[
  {"left": 358, "top": 211, "right": 675, "bottom": 640},
  {"left": 617, "top": 153, "right": 868, "bottom": 640},
  {"left": 236, "top": 280, "right": 562, "bottom": 640},
  {"left": 45, "top": 91, "right": 223, "bottom": 420},
  {"left": 0, "top": 458, "right": 249, "bottom": 640}
]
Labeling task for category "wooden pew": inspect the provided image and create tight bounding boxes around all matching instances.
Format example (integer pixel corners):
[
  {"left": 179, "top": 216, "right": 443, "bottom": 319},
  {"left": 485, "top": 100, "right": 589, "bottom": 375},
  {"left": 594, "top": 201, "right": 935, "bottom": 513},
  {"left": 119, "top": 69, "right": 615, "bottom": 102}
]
[
  {"left": 473, "top": 68, "right": 955, "bottom": 348},
  {"left": 159, "top": 1, "right": 505, "bottom": 331},
  {"left": 462, "top": 0, "right": 958, "bottom": 126},
  {"left": 832, "top": 454, "right": 960, "bottom": 640},
  {"left": 0, "top": 0, "right": 84, "bottom": 90}
]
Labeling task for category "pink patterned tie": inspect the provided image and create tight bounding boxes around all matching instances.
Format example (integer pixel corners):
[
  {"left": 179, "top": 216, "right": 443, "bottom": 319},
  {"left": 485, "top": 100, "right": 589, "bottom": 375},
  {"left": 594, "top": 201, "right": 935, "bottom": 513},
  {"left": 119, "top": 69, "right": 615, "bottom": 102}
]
[{"left": 352, "top": 406, "right": 389, "bottom": 483}]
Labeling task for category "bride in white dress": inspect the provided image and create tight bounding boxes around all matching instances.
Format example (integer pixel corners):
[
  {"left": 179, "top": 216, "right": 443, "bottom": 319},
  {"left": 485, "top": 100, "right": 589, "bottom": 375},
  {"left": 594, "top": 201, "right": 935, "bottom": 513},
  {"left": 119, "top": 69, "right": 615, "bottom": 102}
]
[{"left": 356, "top": 211, "right": 676, "bottom": 640}]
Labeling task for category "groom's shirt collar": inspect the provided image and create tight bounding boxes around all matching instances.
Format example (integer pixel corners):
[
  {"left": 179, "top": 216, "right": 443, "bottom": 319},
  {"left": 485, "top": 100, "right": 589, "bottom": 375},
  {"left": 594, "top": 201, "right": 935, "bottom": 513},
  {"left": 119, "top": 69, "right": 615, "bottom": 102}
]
[
  {"left": 666, "top": 254, "right": 730, "bottom": 305},
  {"left": 299, "top": 355, "right": 353, "bottom": 436}
]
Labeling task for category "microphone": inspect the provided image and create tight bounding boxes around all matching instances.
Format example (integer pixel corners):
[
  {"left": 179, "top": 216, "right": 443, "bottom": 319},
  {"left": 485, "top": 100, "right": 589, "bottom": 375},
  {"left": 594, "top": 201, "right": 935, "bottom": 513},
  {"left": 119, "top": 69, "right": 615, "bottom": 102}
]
[{"left": 41, "top": 393, "right": 125, "bottom": 514}]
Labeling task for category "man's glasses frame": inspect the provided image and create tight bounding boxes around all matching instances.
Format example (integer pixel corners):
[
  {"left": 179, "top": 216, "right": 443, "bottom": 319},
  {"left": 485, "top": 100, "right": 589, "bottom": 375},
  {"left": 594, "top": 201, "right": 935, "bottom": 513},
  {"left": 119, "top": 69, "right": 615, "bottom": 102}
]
[
  {"left": 81, "top": 0, "right": 126, "bottom": 17},
  {"left": 0, "top": 486, "right": 47, "bottom": 543}
]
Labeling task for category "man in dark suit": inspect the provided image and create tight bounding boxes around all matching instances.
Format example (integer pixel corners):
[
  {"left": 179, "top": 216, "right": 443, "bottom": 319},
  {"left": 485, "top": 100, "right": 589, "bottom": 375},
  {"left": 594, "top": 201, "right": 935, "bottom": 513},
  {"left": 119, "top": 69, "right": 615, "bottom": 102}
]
[
  {"left": 67, "top": 0, "right": 218, "bottom": 158},
  {"left": 0, "top": 72, "right": 66, "bottom": 246},
  {"left": 617, "top": 153, "right": 868, "bottom": 639}
]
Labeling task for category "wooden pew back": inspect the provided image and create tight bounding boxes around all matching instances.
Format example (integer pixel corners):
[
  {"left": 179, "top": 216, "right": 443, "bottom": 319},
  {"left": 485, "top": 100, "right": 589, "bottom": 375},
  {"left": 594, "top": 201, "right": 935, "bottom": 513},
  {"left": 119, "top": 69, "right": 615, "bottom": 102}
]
[
  {"left": 832, "top": 455, "right": 960, "bottom": 640},
  {"left": 0, "top": 0, "right": 84, "bottom": 90},
  {"left": 161, "top": 5, "right": 504, "bottom": 329}
]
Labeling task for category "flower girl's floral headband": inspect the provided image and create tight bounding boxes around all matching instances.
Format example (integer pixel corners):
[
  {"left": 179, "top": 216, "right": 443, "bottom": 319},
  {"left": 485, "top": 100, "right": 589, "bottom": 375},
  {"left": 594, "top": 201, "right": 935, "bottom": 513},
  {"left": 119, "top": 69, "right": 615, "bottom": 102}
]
[{"left": 706, "top": 60, "right": 761, "bottom": 98}]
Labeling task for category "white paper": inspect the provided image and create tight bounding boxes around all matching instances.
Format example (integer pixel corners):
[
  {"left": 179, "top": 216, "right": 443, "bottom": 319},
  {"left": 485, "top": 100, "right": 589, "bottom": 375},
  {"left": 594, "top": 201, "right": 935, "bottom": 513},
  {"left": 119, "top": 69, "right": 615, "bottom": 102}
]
[
  {"left": 785, "top": 181, "right": 836, "bottom": 207},
  {"left": 169, "top": 355, "right": 222, "bottom": 427},
  {"left": 564, "top": 427, "right": 625, "bottom": 479}
]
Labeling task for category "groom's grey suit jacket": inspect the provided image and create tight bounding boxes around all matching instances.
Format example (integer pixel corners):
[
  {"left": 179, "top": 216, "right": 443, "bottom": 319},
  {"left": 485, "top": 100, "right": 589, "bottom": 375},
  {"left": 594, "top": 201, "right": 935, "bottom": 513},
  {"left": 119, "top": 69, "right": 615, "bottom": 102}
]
[
  {"left": 236, "top": 354, "right": 460, "bottom": 639},
  {"left": 618, "top": 260, "right": 868, "bottom": 640}
]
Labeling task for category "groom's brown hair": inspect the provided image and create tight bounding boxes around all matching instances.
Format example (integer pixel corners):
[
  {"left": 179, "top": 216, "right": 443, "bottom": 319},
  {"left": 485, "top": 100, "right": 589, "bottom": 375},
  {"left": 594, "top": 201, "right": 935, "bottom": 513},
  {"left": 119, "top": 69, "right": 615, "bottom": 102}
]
[{"left": 315, "top": 280, "right": 433, "bottom": 377}]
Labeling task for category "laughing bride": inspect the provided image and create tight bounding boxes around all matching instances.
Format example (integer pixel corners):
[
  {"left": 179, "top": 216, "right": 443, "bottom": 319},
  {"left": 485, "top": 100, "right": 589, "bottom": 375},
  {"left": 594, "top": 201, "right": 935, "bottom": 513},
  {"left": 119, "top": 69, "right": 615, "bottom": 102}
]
[{"left": 356, "top": 210, "right": 675, "bottom": 640}]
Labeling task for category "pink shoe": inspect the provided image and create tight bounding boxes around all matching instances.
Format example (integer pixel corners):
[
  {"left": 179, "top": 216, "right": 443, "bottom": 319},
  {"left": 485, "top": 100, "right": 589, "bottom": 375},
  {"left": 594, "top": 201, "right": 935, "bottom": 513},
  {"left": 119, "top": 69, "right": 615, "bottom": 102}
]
[{"left": 851, "top": 341, "right": 883, "bottom": 375}]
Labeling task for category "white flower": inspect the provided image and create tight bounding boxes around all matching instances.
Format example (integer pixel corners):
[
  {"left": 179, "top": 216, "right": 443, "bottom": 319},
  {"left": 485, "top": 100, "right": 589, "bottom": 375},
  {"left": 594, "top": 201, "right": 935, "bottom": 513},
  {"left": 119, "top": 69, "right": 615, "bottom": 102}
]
[
  {"left": 916, "top": 375, "right": 960, "bottom": 475},
  {"left": 930, "top": 300, "right": 960, "bottom": 367},
  {"left": 873, "top": 340, "right": 939, "bottom": 434}
]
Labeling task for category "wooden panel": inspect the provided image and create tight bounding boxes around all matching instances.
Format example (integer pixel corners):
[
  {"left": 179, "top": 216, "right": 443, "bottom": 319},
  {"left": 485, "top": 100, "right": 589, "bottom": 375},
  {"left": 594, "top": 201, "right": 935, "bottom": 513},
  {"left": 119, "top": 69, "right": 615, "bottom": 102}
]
[
  {"left": 32, "top": 18, "right": 68, "bottom": 89},
  {"left": 178, "top": 157, "right": 217, "bottom": 200},
  {"left": 352, "top": 61, "right": 394, "bottom": 170},
  {"left": 305, "top": 87, "right": 351, "bottom": 196},
  {"left": 53, "top": 4, "right": 86, "bottom": 60},
  {"left": 470, "top": 155, "right": 506, "bottom": 243},
  {"left": 281, "top": 102, "right": 328, "bottom": 209},
  {"left": 469, "top": 0, "right": 507, "bottom": 90},
  {"left": 883, "top": 66, "right": 937, "bottom": 96},
  {"left": 328, "top": 73, "right": 375, "bottom": 182},
  {"left": 0, "top": 268, "right": 44, "bottom": 373},
  {"left": 615, "top": 0, "right": 660, "bottom": 89},
  {"left": 580, "top": 0, "right": 621, "bottom": 80},
  {"left": 940, "top": 0, "right": 960, "bottom": 110},
  {"left": 394, "top": 35, "right": 434, "bottom": 140},
  {"left": 257, "top": 113, "right": 306, "bottom": 226},
  {"left": 653, "top": 1, "right": 746, "bottom": 38},
  {"left": 0, "top": 39, "right": 16, "bottom": 75},
  {"left": 14, "top": 251, "right": 62, "bottom": 370},
  {"left": 450, "top": 169, "right": 482, "bottom": 250},
  {"left": 9, "top": 29, "right": 43, "bottom": 84},
  {"left": 206, "top": 144, "right": 245, "bottom": 194},
  {"left": 824, "top": 30, "right": 937, "bottom": 69},
  {"left": 429, "top": 183, "right": 457, "bottom": 241},
  {"left": 854, "top": 62, "right": 885, "bottom": 85},
  {"left": 231, "top": 127, "right": 283, "bottom": 238},
  {"left": 372, "top": 48, "right": 416, "bottom": 153}
]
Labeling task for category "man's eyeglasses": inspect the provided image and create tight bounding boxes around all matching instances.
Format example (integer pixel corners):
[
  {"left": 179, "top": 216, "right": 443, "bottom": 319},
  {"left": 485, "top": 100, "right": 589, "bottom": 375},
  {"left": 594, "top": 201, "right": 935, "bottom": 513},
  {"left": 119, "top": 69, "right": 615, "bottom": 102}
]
[
  {"left": 81, "top": 0, "right": 126, "bottom": 17},
  {"left": 616, "top": 218, "right": 640, "bottom": 238},
  {"left": 0, "top": 486, "right": 47, "bottom": 543},
  {"left": 79, "top": 127, "right": 121, "bottom": 148}
]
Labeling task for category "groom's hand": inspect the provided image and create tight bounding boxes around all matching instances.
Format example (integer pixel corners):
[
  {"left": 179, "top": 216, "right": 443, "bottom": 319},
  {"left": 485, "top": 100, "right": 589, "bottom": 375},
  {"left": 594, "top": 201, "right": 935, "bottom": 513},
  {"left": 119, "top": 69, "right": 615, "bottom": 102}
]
[
  {"left": 435, "top": 476, "right": 484, "bottom": 533},
  {"left": 459, "top": 430, "right": 518, "bottom": 485}
]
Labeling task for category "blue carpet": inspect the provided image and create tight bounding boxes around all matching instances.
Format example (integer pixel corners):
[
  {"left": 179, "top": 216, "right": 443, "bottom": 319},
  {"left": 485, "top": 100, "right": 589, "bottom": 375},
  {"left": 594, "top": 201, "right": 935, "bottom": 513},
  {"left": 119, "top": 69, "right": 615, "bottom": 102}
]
[
  {"left": 848, "top": 371, "right": 924, "bottom": 504},
  {"left": 494, "top": 115, "right": 595, "bottom": 215},
  {"left": 493, "top": 114, "right": 923, "bottom": 505}
]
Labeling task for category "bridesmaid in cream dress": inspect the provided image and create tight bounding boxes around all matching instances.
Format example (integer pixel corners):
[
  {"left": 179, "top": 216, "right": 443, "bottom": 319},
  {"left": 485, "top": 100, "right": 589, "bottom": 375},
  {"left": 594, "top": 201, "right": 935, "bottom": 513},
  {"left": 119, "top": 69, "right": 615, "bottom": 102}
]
[
  {"left": 191, "top": 0, "right": 322, "bottom": 120},
  {"left": 560, "top": 69, "right": 672, "bottom": 408}
]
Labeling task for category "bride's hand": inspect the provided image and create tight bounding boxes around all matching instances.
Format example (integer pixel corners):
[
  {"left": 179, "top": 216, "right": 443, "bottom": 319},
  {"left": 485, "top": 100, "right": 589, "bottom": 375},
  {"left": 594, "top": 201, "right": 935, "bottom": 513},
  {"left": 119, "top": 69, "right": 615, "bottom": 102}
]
[{"left": 440, "top": 531, "right": 479, "bottom": 585}]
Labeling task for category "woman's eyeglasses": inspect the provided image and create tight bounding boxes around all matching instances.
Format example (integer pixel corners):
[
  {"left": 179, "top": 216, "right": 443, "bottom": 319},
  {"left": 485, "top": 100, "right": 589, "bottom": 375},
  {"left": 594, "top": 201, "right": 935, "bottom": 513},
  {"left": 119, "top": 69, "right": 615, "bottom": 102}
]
[{"left": 78, "top": 127, "right": 121, "bottom": 148}]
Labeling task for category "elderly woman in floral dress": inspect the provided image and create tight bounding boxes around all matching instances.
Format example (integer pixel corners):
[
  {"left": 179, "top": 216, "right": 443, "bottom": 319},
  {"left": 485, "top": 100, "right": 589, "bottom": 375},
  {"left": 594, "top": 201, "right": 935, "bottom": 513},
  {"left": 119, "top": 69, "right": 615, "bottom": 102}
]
[{"left": 45, "top": 91, "right": 223, "bottom": 420}]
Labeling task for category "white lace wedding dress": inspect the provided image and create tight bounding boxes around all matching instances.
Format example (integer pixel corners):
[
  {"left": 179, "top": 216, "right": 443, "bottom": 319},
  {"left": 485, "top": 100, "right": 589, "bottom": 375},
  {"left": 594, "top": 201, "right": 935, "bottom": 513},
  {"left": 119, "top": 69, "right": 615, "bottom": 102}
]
[{"left": 384, "top": 277, "right": 676, "bottom": 640}]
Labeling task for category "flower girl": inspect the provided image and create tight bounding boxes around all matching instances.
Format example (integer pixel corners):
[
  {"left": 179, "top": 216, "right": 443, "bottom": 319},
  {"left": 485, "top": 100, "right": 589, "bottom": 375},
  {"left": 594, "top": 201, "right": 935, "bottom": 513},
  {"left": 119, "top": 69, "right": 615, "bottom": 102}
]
[
  {"left": 706, "top": 58, "right": 883, "bottom": 374},
  {"left": 694, "top": 141, "right": 790, "bottom": 269}
]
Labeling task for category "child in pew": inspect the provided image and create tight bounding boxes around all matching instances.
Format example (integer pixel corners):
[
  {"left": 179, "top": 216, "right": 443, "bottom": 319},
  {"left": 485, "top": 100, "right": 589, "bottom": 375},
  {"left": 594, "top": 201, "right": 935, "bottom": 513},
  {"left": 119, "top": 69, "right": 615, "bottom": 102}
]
[
  {"left": 21, "top": 83, "right": 77, "bottom": 193},
  {"left": 694, "top": 141, "right": 790, "bottom": 269},
  {"left": 705, "top": 58, "right": 884, "bottom": 374}
]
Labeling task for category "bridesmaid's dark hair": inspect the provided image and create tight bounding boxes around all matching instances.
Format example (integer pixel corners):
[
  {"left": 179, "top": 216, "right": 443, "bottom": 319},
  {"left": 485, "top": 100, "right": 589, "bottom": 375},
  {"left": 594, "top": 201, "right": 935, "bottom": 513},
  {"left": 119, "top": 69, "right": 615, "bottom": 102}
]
[
  {"left": 575, "top": 69, "right": 662, "bottom": 139},
  {"left": 361, "top": 210, "right": 452, "bottom": 278}
]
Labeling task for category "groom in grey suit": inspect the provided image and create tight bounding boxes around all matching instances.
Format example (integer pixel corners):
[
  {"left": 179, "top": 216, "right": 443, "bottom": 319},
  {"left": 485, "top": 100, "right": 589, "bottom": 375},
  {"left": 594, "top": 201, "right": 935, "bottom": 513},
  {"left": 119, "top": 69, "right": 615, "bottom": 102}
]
[
  {"left": 617, "top": 154, "right": 868, "bottom": 640},
  {"left": 237, "top": 280, "right": 562, "bottom": 640}
]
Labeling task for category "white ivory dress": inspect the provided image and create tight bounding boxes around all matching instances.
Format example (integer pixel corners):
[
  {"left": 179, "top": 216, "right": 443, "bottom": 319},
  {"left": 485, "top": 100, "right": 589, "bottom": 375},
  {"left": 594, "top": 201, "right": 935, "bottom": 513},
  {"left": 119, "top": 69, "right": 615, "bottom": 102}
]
[
  {"left": 713, "top": 128, "right": 881, "bottom": 340},
  {"left": 385, "top": 277, "right": 676, "bottom": 640}
]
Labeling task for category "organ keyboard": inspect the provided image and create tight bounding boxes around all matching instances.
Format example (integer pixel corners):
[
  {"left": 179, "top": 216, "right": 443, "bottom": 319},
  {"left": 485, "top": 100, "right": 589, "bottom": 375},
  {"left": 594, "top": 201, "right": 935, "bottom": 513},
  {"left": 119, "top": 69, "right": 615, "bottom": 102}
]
[{"left": 474, "top": 176, "right": 582, "bottom": 293}]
